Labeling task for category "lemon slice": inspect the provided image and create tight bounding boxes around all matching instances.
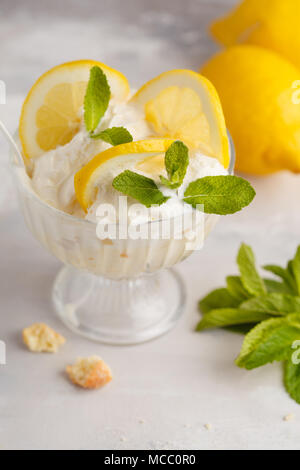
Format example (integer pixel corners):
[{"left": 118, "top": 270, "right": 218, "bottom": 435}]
[
  {"left": 19, "top": 60, "right": 130, "bottom": 160},
  {"left": 130, "top": 70, "right": 230, "bottom": 168},
  {"left": 74, "top": 139, "right": 174, "bottom": 211}
]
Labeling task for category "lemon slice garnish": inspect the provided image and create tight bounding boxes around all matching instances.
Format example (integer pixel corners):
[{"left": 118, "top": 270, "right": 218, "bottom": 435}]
[
  {"left": 19, "top": 60, "right": 130, "bottom": 160},
  {"left": 74, "top": 139, "right": 174, "bottom": 212},
  {"left": 130, "top": 69, "right": 230, "bottom": 168}
]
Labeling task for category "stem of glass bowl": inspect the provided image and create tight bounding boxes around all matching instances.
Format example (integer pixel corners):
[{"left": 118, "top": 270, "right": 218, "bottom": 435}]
[{"left": 53, "top": 265, "right": 186, "bottom": 345}]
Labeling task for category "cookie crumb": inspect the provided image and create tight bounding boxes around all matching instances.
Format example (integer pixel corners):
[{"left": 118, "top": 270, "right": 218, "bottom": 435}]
[
  {"left": 139, "top": 419, "right": 145, "bottom": 424},
  {"left": 204, "top": 423, "right": 212, "bottom": 431},
  {"left": 283, "top": 414, "right": 294, "bottom": 422},
  {"left": 23, "top": 323, "right": 65, "bottom": 353},
  {"left": 102, "top": 238, "right": 113, "bottom": 246},
  {"left": 66, "top": 356, "right": 112, "bottom": 389}
]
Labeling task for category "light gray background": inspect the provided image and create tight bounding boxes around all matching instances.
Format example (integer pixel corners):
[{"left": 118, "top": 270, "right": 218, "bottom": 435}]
[{"left": 1, "top": 0, "right": 300, "bottom": 450}]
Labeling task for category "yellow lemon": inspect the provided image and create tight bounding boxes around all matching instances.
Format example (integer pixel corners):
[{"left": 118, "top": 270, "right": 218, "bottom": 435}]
[
  {"left": 201, "top": 45, "right": 300, "bottom": 175},
  {"left": 211, "top": 0, "right": 300, "bottom": 70},
  {"left": 74, "top": 139, "right": 174, "bottom": 211},
  {"left": 19, "top": 60, "right": 130, "bottom": 160},
  {"left": 130, "top": 70, "right": 230, "bottom": 168}
]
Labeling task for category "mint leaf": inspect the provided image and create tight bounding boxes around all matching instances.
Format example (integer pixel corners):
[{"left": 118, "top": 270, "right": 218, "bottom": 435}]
[
  {"left": 240, "top": 293, "right": 300, "bottom": 316},
  {"left": 287, "top": 259, "right": 295, "bottom": 278},
  {"left": 112, "top": 170, "right": 169, "bottom": 208},
  {"left": 199, "top": 288, "right": 239, "bottom": 314},
  {"left": 226, "top": 276, "right": 251, "bottom": 302},
  {"left": 196, "top": 308, "right": 269, "bottom": 331},
  {"left": 263, "top": 264, "right": 297, "bottom": 293},
  {"left": 236, "top": 314, "right": 300, "bottom": 370},
  {"left": 292, "top": 247, "right": 300, "bottom": 295},
  {"left": 284, "top": 360, "right": 300, "bottom": 405},
  {"left": 196, "top": 242, "right": 300, "bottom": 403},
  {"left": 183, "top": 175, "right": 255, "bottom": 215},
  {"left": 84, "top": 66, "right": 111, "bottom": 133},
  {"left": 91, "top": 127, "right": 133, "bottom": 146},
  {"left": 237, "top": 243, "right": 267, "bottom": 296},
  {"left": 225, "top": 324, "right": 258, "bottom": 335},
  {"left": 264, "top": 278, "right": 294, "bottom": 295},
  {"left": 160, "top": 141, "right": 189, "bottom": 189}
]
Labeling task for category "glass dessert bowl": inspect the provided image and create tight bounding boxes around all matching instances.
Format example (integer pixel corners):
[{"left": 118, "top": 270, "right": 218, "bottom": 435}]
[
  {"left": 10, "top": 61, "right": 252, "bottom": 345},
  {"left": 11, "top": 135, "right": 235, "bottom": 345}
]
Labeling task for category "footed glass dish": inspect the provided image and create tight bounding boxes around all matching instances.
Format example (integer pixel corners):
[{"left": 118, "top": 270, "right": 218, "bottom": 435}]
[{"left": 10, "top": 136, "right": 235, "bottom": 345}]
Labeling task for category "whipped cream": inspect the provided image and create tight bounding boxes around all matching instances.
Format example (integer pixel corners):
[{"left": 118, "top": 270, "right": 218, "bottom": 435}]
[
  {"left": 29, "top": 99, "right": 227, "bottom": 223},
  {"left": 31, "top": 99, "right": 151, "bottom": 215},
  {"left": 16, "top": 103, "right": 228, "bottom": 280}
]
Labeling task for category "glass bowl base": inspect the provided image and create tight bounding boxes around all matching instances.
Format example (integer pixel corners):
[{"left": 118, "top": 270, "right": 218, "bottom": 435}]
[{"left": 52, "top": 266, "right": 186, "bottom": 345}]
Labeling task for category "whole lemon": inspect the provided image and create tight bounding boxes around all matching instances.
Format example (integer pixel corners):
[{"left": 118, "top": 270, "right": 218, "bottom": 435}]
[
  {"left": 201, "top": 45, "right": 300, "bottom": 175},
  {"left": 210, "top": 0, "right": 300, "bottom": 71}
]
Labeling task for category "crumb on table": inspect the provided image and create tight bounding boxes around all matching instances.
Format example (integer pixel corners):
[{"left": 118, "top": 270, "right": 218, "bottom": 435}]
[
  {"left": 283, "top": 414, "right": 294, "bottom": 422},
  {"left": 66, "top": 356, "right": 112, "bottom": 389},
  {"left": 22, "top": 323, "right": 66, "bottom": 353},
  {"left": 204, "top": 423, "right": 212, "bottom": 431}
]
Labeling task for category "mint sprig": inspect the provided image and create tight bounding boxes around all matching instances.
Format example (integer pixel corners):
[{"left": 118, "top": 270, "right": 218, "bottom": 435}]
[
  {"left": 292, "top": 247, "right": 300, "bottom": 295},
  {"left": 83, "top": 67, "right": 133, "bottom": 146},
  {"left": 264, "top": 278, "right": 294, "bottom": 295},
  {"left": 237, "top": 243, "right": 267, "bottom": 296},
  {"left": 197, "top": 243, "right": 300, "bottom": 405},
  {"left": 197, "top": 308, "right": 269, "bottom": 332},
  {"left": 240, "top": 293, "right": 300, "bottom": 316},
  {"left": 263, "top": 264, "right": 297, "bottom": 294},
  {"left": 160, "top": 141, "right": 189, "bottom": 189},
  {"left": 199, "top": 288, "right": 240, "bottom": 314},
  {"left": 91, "top": 127, "right": 133, "bottom": 146},
  {"left": 284, "top": 359, "right": 300, "bottom": 404},
  {"left": 183, "top": 175, "right": 256, "bottom": 215},
  {"left": 84, "top": 66, "right": 111, "bottom": 133},
  {"left": 226, "top": 275, "right": 250, "bottom": 302},
  {"left": 112, "top": 142, "right": 255, "bottom": 215},
  {"left": 112, "top": 170, "right": 169, "bottom": 207},
  {"left": 236, "top": 314, "right": 300, "bottom": 370}
]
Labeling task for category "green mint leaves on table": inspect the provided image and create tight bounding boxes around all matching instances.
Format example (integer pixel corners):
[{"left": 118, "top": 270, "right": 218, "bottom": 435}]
[
  {"left": 226, "top": 275, "right": 251, "bottom": 302},
  {"left": 263, "top": 264, "right": 297, "bottom": 294},
  {"left": 113, "top": 141, "right": 255, "bottom": 214},
  {"left": 197, "top": 243, "right": 300, "bottom": 404},
  {"left": 237, "top": 243, "right": 267, "bottom": 296},
  {"left": 196, "top": 308, "right": 270, "bottom": 332},
  {"left": 284, "top": 359, "right": 300, "bottom": 405},
  {"left": 84, "top": 66, "right": 111, "bottom": 133},
  {"left": 91, "top": 126, "right": 133, "bottom": 146},
  {"left": 292, "top": 247, "right": 300, "bottom": 295},
  {"left": 235, "top": 314, "right": 300, "bottom": 371},
  {"left": 84, "top": 66, "right": 132, "bottom": 145},
  {"left": 183, "top": 176, "right": 256, "bottom": 215},
  {"left": 160, "top": 140, "right": 189, "bottom": 189},
  {"left": 112, "top": 170, "right": 169, "bottom": 208}
]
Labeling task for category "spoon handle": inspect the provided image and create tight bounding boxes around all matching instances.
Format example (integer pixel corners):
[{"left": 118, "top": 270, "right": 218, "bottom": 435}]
[{"left": 0, "top": 121, "right": 24, "bottom": 168}]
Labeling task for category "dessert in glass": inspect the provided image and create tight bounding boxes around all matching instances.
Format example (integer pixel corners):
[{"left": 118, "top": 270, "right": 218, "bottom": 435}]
[{"left": 10, "top": 60, "right": 253, "bottom": 345}]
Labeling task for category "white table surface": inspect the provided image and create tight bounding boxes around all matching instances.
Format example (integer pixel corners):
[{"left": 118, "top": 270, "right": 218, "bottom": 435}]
[{"left": 1, "top": 0, "right": 300, "bottom": 451}]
